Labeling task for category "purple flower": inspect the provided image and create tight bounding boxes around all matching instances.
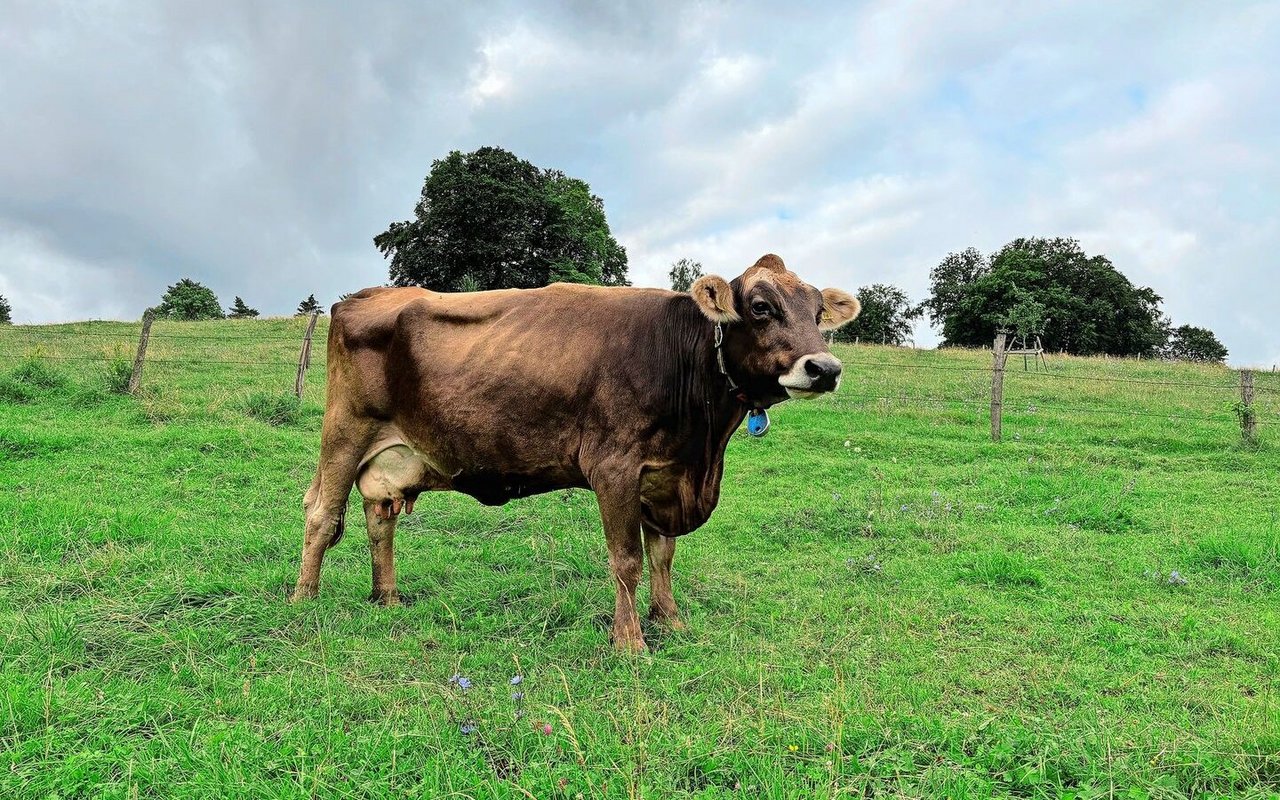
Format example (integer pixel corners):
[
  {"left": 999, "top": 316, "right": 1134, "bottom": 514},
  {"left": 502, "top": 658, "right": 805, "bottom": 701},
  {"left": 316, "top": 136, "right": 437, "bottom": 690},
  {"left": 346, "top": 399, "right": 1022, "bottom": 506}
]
[
  {"left": 512, "top": 691, "right": 524, "bottom": 701},
  {"left": 510, "top": 675, "right": 523, "bottom": 686},
  {"left": 449, "top": 673, "right": 473, "bottom": 691},
  {"left": 460, "top": 722, "right": 477, "bottom": 735},
  {"left": 1167, "top": 570, "right": 1188, "bottom": 586}
]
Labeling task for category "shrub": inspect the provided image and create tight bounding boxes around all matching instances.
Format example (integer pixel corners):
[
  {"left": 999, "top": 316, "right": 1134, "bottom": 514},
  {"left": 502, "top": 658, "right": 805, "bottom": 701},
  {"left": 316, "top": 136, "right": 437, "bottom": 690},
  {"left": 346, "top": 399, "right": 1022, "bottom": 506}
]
[
  {"left": 242, "top": 391, "right": 301, "bottom": 426},
  {"left": 12, "top": 356, "right": 68, "bottom": 390},
  {"left": 101, "top": 346, "right": 133, "bottom": 394}
]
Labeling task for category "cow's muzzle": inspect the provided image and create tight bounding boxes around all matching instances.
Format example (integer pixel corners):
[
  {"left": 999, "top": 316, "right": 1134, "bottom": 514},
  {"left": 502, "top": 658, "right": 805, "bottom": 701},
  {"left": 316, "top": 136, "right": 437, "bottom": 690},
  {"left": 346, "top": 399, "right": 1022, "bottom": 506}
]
[{"left": 778, "top": 353, "right": 843, "bottom": 398}]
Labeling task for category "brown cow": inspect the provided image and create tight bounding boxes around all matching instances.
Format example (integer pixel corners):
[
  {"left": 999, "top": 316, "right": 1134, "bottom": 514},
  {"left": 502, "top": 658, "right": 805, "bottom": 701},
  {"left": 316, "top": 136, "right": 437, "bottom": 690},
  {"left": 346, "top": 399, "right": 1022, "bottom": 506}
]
[{"left": 290, "top": 254, "right": 859, "bottom": 652}]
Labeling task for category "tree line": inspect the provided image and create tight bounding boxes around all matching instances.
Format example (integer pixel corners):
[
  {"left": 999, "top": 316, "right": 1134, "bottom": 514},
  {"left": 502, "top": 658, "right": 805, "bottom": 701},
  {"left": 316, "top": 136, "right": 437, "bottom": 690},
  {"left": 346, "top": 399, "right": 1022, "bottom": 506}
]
[{"left": 0, "top": 144, "right": 1228, "bottom": 363}]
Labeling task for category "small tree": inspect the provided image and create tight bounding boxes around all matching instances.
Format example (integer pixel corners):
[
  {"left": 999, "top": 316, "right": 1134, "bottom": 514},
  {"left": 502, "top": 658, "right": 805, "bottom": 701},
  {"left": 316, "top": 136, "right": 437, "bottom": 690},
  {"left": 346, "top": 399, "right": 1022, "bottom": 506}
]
[
  {"left": 1000, "top": 286, "right": 1048, "bottom": 343},
  {"left": 296, "top": 294, "right": 323, "bottom": 316},
  {"left": 227, "top": 296, "right": 260, "bottom": 319},
  {"left": 1164, "top": 325, "right": 1228, "bottom": 363},
  {"left": 0, "top": 294, "right": 11, "bottom": 324},
  {"left": 834, "top": 284, "right": 922, "bottom": 346},
  {"left": 669, "top": 258, "right": 704, "bottom": 293},
  {"left": 153, "top": 278, "right": 223, "bottom": 320}
]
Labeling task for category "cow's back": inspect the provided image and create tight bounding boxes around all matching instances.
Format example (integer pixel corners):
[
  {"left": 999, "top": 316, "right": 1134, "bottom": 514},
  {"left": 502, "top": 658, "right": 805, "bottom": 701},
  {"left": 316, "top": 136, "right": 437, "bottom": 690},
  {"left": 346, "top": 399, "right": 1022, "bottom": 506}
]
[{"left": 327, "top": 283, "right": 687, "bottom": 493}]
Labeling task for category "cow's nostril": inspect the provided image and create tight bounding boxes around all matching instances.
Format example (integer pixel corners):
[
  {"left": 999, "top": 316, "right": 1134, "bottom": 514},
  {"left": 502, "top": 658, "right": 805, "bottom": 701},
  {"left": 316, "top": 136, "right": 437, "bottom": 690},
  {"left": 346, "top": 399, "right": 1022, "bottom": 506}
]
[{"left": 805, "top": 356, "right": 842, "bottom": 380}]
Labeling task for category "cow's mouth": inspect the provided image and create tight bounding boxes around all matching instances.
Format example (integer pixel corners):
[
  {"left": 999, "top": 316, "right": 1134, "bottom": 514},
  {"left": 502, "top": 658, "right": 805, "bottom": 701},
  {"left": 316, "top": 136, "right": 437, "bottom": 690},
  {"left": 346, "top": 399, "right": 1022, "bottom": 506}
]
[
  {"left": 783, "top": 387, "right": 826, "bottom": 400},
  {"left": 778, "top": 353, "right": 843, "bottom": 398}
]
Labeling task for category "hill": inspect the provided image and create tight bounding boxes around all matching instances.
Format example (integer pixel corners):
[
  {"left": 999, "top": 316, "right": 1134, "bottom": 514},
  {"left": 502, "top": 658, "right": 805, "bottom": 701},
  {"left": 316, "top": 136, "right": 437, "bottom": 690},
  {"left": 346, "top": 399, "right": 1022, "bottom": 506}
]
[{"left": 0, "top": 318, "right": 1277, "bottom": 798}]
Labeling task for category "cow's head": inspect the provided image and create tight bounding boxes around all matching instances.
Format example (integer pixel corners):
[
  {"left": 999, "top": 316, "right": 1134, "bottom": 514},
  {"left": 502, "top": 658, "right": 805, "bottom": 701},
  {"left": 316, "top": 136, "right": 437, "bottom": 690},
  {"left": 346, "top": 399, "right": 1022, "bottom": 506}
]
[{"left": 690, "top": 254, "right": 860, "bottom": 405}]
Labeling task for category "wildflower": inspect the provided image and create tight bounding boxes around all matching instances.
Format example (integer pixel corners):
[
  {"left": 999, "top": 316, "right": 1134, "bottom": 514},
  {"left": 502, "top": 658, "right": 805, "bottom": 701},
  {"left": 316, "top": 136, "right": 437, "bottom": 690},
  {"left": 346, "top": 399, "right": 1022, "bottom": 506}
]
[
  {"left": 900, "top": 505, "right": 909, "bottom": 512},
  {"left": 449, "top": 674, "right": 473, "bottom": 691},
  {"left": 825, "top": 742, "right": 836, "bottom": 752},
  {"left": 510, "top": 675, "right": 523, "bottom": 686},
  {"left": 460, "top": 722, "right": 477, "bottom": 735},
  {"left": 512, "top": 691, "right": 524, "bottom": 701},
  {"left": 542, "top": 722, "right": 553, "bottom": 735},
  {"left": 1167, "top": 570, "right": 1188, "bottom": 586},
  {"left": 788, "top": 744, "right": 798, "bottom": 752}
]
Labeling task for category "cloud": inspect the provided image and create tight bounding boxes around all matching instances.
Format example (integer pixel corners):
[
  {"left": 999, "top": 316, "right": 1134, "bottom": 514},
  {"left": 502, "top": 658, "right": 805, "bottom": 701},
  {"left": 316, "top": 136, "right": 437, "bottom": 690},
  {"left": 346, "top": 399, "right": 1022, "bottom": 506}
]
[{"left": 0, "top": 0, "right": 1276, "bottom": 365}]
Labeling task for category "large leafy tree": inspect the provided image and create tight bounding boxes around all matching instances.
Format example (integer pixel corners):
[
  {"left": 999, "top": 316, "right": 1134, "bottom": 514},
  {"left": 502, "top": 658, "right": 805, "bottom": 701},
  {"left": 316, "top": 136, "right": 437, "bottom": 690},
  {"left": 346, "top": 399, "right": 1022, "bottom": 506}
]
[
  {"left": 668, "top": 258, "right": 704, "bottom": 293},
  {"left": 833, "top": 284, "right": 922, "bottom": 345},
  {"left": 375, "top": 146, "right": 629, "bottom": 291},
  {"left": 152, "top": 278, "right": 223, "bottom": 321},
  {"left": 925, "top": 238, "right": 1168, "bottom": 357},
  {"left": 1164, "top": 325, "right": 1228, "bottom": 363}
]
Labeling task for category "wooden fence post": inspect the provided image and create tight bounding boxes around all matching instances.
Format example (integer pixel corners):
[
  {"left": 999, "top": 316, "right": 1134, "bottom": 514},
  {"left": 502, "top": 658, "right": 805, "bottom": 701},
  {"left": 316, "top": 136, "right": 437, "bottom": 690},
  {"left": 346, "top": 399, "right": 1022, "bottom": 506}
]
[
  {"left": 127, "top": 311, "right": 154, "bottom": 395},
  {"left": 991, "top": 331, "right": 1008, "bottom": 442},
  {"left": 294, "top": 311, "right": 320, "bottom": 400},
  {"left": 1240, "top": 369, "right": 1256, "bottom": 444}
]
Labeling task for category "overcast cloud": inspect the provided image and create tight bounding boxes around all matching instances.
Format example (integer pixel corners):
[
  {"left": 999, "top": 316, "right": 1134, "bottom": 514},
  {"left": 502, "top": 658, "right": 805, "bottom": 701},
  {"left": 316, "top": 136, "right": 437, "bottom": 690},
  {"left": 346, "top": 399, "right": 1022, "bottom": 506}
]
[{"left": 1, "top": 1, "right": 1276, "bottom": 366}]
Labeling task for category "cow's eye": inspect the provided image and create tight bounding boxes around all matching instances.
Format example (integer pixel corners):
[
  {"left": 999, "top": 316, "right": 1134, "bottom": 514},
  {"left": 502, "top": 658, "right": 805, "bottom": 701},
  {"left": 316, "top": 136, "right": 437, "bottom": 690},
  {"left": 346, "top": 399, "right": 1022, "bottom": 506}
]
[{"left": 751, "top": 300, "right": 771, "bottom": 317}]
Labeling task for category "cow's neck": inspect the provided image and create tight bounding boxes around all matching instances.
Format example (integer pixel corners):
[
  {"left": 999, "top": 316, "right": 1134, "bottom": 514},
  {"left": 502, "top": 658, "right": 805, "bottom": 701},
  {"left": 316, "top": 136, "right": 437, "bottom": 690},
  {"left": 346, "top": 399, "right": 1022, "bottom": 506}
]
[{"left": 660, "top": 298, "right": 751, "bottom": 459}]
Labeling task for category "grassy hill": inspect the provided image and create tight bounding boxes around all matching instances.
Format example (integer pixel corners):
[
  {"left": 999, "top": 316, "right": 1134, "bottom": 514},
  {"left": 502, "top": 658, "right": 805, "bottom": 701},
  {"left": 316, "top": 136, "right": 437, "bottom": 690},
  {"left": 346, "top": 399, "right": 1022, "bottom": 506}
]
[{"left": 0, "top": 318, "right": 1277, "bottom": 799}]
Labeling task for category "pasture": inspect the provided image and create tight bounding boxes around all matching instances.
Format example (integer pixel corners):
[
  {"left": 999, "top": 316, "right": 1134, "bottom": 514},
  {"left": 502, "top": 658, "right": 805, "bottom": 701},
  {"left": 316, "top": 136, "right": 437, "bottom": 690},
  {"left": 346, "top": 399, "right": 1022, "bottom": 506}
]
[{"left": 0, "top": 318, "right": 1277, "bottom": 799}]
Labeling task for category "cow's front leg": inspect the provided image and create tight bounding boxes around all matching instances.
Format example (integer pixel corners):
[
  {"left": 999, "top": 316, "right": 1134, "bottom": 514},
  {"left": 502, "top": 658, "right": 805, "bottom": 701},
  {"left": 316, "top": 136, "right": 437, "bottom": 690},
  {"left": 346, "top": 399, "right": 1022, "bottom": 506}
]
[
  {"left": 644, "top": 527, "right": 685, "bottom": 630},
  {"left": 595, "top": 485, "right": 647, "bottom": 653}
]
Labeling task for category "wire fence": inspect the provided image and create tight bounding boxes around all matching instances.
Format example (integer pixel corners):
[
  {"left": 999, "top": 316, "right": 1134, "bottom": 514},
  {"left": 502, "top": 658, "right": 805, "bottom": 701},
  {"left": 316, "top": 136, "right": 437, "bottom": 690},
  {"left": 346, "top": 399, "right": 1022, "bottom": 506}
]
[{"left": 0, "top": 319, "right": 1276, "bottom": 443}]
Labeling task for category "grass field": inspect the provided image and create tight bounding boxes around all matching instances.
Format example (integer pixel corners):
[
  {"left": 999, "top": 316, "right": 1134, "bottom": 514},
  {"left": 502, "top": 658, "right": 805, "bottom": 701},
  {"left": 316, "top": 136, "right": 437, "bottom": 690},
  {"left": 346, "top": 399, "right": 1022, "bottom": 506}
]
[{"left": 1, "top": 318, "right": 1278, "bottom": 799}]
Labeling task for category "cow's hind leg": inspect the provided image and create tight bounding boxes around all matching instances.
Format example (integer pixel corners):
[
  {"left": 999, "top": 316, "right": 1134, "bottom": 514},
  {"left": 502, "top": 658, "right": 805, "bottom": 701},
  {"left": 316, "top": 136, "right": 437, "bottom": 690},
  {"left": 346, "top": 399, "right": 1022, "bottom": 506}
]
[
  {"left": 364, "top": 498, "right": 403, "bottom": 606},
  {"left": 291, "top": 433, "right": 369, "bottom": 603},
  {"left": 644, "top": 527, "right": 685, "bottom": 630}
]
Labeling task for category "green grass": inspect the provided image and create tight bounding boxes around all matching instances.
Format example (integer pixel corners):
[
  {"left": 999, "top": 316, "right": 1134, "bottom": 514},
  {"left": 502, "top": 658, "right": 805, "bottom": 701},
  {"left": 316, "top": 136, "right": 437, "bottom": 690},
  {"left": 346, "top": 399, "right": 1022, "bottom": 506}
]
[{"left": 0, "top": 319, "right": 1278, "bottom": 799}]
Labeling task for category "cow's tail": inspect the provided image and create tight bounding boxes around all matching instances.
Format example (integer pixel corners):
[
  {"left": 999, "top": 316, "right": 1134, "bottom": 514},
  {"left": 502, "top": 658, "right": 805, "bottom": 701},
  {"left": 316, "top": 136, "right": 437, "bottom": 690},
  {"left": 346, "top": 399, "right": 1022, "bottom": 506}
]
[{"left": 327, "top": 504, "right": 347, "bottom": 549}]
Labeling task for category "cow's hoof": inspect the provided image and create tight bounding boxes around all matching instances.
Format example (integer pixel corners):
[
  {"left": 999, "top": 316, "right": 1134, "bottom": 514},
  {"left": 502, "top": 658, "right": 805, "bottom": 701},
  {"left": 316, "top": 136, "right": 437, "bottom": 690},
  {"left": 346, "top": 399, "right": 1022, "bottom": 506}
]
[
  {"left": 649, "top": 608, "right": 686, "bottom": 630},
  {"left": 289, "top": 585, "right": 318, "bottom": 604},
  {"left": 612, "top": 635, "right": 649, "bottom": 654},
  {"left": 369, "top": 589, "right": 402, "bottom": 607}
]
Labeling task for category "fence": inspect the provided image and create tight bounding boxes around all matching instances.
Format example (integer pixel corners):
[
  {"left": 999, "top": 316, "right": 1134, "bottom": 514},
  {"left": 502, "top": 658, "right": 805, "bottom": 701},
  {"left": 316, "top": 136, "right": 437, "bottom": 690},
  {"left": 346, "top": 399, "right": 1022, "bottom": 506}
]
[{"left": 0, "top": 319, "right": 1276, "bottom": 446}]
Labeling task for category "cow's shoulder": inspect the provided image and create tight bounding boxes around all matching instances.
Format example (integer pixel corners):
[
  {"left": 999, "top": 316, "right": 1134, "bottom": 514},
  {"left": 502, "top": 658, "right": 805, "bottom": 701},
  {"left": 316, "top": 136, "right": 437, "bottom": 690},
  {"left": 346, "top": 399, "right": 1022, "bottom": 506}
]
[{"left": 332, "top": 286, "right": 435, "bottom": 351}]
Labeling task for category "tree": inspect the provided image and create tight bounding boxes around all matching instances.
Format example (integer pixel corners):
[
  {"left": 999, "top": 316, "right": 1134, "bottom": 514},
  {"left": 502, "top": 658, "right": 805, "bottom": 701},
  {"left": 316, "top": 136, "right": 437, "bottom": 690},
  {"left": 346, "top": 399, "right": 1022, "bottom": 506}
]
[
  {"left": 1164, "top": 325, "right": 1228, "bottom": 363},
  {"left": 669, "top": 258, "right": 704, "bottom": 293},
  {"left": 923, "top": 247, "right": 987, "bottom": 328},
  {"left": 374, "top": 146, "right": 629, "bottom": 291},
  {"left": 0, "top": 294, "right": 10, "bottom": 325},
  {"left": 833, "top": 284, "right": 922, "bottom": 345},
  {"left": 924, "top": 238, "right": 1168, "bottom": 357},
  {"left": 153, "top": 278, "right": 223, "bottom": 321},
  {"left": 1000, "top": 285, "right": 1048, "bottom": 342},
  {"left": 227, "top": 296, "right": 260, "bottom": 319},
  {"left": 296, "top": 294, "right": 323, "bottom": 316}
]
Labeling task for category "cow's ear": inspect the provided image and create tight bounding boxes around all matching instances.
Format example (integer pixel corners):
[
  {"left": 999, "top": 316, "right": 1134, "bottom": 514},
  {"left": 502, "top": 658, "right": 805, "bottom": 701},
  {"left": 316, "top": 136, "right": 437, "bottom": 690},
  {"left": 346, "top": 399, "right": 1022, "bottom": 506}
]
[
  {"left": 818, "top": 288, "right": 860, "bottom": 330},
  {"left": 690, "top": 275, "right": 739, "bottom": 323}
]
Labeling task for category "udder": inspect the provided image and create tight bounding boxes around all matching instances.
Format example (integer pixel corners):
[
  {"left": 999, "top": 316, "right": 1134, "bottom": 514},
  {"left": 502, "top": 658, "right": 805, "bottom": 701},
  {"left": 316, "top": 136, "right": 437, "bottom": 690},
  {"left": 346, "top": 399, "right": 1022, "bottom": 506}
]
[{"left": 357, "top": 444, "right": 435, "bottom": 519}]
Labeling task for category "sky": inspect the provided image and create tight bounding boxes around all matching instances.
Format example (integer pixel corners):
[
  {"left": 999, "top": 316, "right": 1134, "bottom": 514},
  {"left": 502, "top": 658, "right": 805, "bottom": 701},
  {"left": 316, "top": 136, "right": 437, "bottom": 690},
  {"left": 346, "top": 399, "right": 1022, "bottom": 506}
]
[{"left": 1, "top": 1, "right": 1277, "bottom": 366}]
